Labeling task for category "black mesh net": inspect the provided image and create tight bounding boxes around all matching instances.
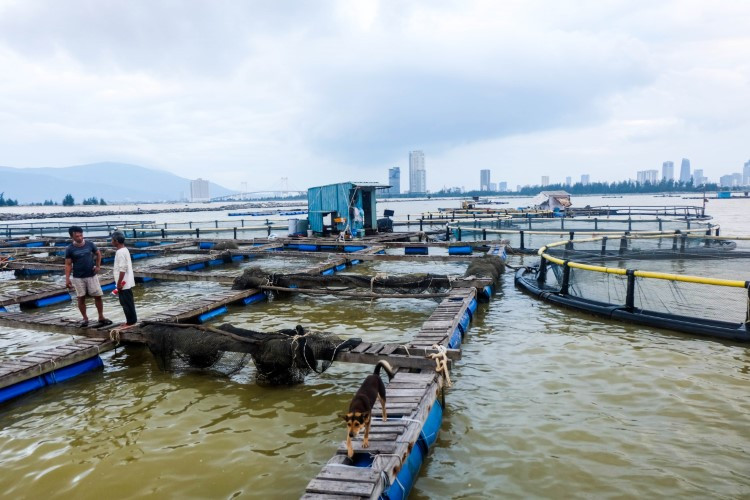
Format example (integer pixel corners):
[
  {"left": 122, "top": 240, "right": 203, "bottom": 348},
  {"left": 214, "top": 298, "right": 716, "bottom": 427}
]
[
  {"left": 142, "top": 322, "right": 361, "bottom": 385},
  {"left": 232, "top": 266, "right": 493, "bottom": 295}
]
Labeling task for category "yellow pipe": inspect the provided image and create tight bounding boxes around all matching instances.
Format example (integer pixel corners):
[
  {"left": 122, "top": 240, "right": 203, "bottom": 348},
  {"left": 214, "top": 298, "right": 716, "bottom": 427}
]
[
  {"left": 539, "top": 252, "right": 747, "bottom": 287},
  {"left": 633, "top": 270, "right": 748, "bottom": 288}
]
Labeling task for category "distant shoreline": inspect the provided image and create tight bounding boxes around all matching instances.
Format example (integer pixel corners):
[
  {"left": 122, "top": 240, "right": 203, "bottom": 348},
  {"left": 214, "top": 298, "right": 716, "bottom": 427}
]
[{"left": 0, "top": 200, "right": 306, "bottom": 221}]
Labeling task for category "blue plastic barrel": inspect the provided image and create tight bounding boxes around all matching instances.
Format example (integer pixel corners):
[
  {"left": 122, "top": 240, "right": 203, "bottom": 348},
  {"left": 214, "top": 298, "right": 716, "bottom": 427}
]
[{"left": 197, "top": 306, "right": 228, "bottom": 323}]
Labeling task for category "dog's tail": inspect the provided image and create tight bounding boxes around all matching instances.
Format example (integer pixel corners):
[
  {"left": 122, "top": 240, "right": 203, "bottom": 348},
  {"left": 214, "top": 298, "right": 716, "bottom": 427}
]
[{"left": 373, "top": 360, "right": 395, "bottom": 381}]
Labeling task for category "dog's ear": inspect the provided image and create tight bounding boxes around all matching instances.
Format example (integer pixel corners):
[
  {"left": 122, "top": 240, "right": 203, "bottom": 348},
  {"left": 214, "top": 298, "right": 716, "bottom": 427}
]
[
  {"left": 296, "top": 324, "right": 305, "bottom": 335},
  {"left": 339, "top": 413, "right": 350, "bottom": 421}
]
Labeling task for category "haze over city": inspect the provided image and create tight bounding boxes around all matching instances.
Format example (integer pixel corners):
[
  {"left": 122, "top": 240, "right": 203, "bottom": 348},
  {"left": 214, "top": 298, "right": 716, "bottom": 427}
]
[{"left": 1, "top": 1, "right": 749, "bottom": 193}]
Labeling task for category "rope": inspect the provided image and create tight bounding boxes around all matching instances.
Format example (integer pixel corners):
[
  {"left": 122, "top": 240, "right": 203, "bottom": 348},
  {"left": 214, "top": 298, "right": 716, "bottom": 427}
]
[
  {"left": 426, "top": 344, "right": 452, "bottom": 387},
  {"left": 109, "top": 327, "right": 123, "bottom": 345},
  {"left": 370, "top": 273, "right": 388, "bottom": 292}
]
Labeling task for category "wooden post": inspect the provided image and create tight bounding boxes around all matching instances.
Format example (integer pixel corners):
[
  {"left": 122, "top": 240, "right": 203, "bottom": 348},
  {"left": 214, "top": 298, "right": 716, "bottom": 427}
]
[
  {"left": 196, "top": 228, "right": 200, "bottom": 239},
  {"left": 537, "top": 257, "right": 547, "bottom": 285},
  {"left": 457, "top": 227, "right": 462, "bottom": 241},
  {"left": 601, "top": 236, "right": 607, "bottom": 255},
  {"left": 625, "top": 270, "right": 635, "bottom": 311},
  {"left": 560, "top": 262, "right": 570, "bottom": 295},
  {"left": 161, "top": 228, "right": 165, "bottom": 238},
  {"left": 520, "top": 230, "right": 525, "bottom": 250},
  {"left": 482, "top": 228, "right": 486, "bottom": 240},
  {"left": 234, "top": 227, "right": 237, "bottom": 239}
]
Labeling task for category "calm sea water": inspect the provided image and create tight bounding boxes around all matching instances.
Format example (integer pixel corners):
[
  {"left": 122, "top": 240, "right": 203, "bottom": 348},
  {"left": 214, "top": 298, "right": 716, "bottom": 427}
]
[{"left": 1, "top": 194, "right": 749, "bottom": 498}]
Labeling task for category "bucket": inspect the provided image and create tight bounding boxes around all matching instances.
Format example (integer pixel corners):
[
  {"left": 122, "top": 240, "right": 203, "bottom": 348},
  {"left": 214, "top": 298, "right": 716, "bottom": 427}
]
[
  {"left": 307, "top": 229, "right": 313, "bottom": 237},
  {"left": 288, "top": 219, "right": 309, "bottom": 236}
]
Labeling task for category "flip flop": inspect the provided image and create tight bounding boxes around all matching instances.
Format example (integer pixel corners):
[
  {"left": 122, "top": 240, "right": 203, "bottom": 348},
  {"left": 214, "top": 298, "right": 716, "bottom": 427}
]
[
  {"left": 78, "top": 320, "right": 89, "bottom": 327},
  {"left": 95, "top": 318, "right": 113, "bottom": 327}
]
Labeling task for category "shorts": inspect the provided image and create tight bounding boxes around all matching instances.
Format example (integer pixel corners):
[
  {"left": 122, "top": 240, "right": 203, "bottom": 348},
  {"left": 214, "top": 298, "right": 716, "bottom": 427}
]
[{"left": 71, "top": 276, "right": 103, "bottom": 297}]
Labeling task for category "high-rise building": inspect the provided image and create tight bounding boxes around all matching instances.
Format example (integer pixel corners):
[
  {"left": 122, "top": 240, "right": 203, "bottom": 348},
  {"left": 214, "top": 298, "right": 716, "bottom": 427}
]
[
  {"left": 719, "top": 174, "right": 733, "bottom": 187},
  {"left": 409, "top": 151, "right": 426, "bottom": 194},
  {"left": 637, "top": 170, "right": 659, "bottom": 184},
  {"left": 480, "top": 169, "right": 491, "bottom": 191},
  {"left": 499, "top": 181, "right": 508, "bottom": 192},
  {"left": 190, "top": 178, "right": 210, "bottom": 202},
  {"left": 489, "top": 182, "right": 497, "bottom": 192},
  {"left": 388, "top": 167, "right": 401, "bottom": 195},
  {"left": 565, "top": 176, "right": 572, "bottom": 186},
  {"left": 541, "top": 176, "right": 549, "bottom": 187},
  {"left": 581, "top": 174, "right": 590, "bottom": 186},
  {"left": 662, "top": 161, "right": 674, "bottom": 181},
  {"left": 679, "top": 158, "right": 691, "bottom": 183},
  {"left": 693, "top": 169, "right": 705, "bottom": 186},
  {"left": 743, "top": 160, "right": 750, "bottom": 186}
]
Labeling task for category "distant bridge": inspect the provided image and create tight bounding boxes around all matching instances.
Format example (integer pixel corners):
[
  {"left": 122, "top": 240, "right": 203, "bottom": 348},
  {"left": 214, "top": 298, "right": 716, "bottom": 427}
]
[{"left": 210, "top": 191, "right": 307, "bottom": 202}]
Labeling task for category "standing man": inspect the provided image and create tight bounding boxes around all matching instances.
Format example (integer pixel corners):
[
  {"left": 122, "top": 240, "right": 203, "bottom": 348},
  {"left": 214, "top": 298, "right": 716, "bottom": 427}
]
[
  {"left": 64, "top": 225, "right": 112, "bottom": 327},
  {"left": 111, "top": 231, "right": 137, "bottom": 325}
]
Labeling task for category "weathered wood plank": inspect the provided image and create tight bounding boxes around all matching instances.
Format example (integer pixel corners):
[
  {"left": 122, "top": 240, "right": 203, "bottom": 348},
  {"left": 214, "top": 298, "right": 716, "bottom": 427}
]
[{"left": 305, "top": 479, "right": 375, "bottom": 497}]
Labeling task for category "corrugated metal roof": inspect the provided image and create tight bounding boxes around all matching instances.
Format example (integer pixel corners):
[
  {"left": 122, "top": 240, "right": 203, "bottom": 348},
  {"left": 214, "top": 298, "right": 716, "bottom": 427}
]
[{"left": 308, "top": 181, "right": 389, "bottom": 190}]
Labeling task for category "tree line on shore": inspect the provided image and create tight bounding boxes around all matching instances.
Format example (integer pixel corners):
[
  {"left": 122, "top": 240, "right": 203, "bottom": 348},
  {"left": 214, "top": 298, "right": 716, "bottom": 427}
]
[{"left": 0, "top": 193, "right": 107, "bottom": 207}]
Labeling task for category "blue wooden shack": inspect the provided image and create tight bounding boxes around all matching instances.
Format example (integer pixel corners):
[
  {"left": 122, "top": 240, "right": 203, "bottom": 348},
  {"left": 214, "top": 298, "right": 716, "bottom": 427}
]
[{"left": 307, "top": 182, "right": 388, "bottom": 236}]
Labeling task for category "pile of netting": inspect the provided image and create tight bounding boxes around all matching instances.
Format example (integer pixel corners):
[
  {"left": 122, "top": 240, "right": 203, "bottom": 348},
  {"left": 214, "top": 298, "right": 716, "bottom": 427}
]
[
  {"left": 233, "top": 267, "right": 453, "bottom": 294},
  {"left": 141, "top": 322, "right": 361, "bottom": 385},
  {"left": 463, "top": 255, "right": 505, "bottom": 286}
]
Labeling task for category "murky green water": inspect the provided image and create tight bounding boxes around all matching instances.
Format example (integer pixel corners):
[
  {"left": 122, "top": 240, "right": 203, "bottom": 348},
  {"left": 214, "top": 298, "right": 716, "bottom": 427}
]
[{"left": 2, "top": 196, "right": 750, "bottom": 498}]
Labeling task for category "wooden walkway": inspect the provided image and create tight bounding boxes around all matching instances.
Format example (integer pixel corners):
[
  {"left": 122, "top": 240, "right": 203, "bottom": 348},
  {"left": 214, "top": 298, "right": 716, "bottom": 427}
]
[
  {"left": 303, "top": 288, "right": 478, "bottom": 498},
  {"left": 0, "top": 338, "right": 114, "bottom": 392},
  {"left": 410, "top": 288, "right": 476, "bottom": 349},
  {"left": 303, "top": 371, "right": 441, "bottom": 499},
  {"left": 145, "top": 287, "right": 263, "bottom": 323},
  {"left": 0, "top": 274, "right": 116, "bottom": 307}
]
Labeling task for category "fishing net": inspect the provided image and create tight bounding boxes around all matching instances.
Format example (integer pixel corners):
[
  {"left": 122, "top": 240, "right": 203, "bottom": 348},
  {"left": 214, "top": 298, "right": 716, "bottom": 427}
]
[
  {"left": 232, "top": 266, "right": 477, "bottom": 294},
  {"left": 212, "top": 241, "right": 239, "bottom": 250},
  {"left": 142, "top": 322, "right": 361, "bottom": 385},
  {"left": 463, "top": 255, "right": 505, "bottom": 286},
  {"left": 537, "top": 234, "right": 750, "bottom": 325}
]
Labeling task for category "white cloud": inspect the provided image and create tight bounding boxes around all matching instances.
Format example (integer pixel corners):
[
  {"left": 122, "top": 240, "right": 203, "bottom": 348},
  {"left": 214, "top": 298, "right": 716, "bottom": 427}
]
[{"left": 0, "top": 0, "right": 748, "bottom": 192}]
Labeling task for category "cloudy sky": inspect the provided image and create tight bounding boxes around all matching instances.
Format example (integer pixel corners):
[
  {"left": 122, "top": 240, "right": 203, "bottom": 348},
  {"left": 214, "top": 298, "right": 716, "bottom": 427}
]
[{"left": 1, "top": 0, "right": 749, "bottom": 192}]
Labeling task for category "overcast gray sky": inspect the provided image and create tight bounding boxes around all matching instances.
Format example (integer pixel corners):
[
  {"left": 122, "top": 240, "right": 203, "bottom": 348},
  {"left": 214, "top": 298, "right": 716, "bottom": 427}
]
[{"left": 1, "top": 0, "right": 748, "bottom": 192}]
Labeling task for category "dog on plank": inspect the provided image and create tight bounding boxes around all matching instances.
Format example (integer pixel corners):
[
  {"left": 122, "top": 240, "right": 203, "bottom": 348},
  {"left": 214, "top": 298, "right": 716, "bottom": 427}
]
[{"left": 341, "top": 360, "right": 395, "bottom": 458}]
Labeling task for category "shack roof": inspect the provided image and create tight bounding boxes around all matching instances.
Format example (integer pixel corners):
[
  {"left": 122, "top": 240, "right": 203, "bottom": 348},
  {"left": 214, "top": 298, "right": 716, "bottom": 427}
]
[{"left": 308, "top": 181, "right": 390, "bottom": 190}]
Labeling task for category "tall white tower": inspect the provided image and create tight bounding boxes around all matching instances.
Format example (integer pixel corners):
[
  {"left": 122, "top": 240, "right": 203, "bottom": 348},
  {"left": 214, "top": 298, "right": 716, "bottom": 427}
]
[{"left": 409, "top": 151, "right": 426, "bottom": 194}]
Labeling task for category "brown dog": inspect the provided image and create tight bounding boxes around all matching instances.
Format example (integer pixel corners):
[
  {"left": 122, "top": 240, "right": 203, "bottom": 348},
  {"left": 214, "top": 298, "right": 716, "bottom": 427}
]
[{"left": 341, "top": 360, "right": 395, "bottom": 458}]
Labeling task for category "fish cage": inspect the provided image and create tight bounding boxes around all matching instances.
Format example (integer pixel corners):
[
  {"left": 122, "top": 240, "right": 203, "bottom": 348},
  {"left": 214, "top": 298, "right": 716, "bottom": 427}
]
[
  {"left": 515, "top": 233, "right": 750, "bottom": 342},
  {"left": 447, "top": 216, "right": 717, "bottom": 252}
]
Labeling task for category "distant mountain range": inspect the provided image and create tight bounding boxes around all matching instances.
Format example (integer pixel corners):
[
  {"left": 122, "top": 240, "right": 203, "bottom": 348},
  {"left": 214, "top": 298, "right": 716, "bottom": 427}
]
[{"left": 0, "top": 162, "right": 236, "bottom": 203}]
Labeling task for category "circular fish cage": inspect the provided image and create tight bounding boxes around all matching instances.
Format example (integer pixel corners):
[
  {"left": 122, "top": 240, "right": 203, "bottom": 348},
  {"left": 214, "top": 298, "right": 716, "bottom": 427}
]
[{"left": 515, "top": 231, "right": 750, "bottom": 342}]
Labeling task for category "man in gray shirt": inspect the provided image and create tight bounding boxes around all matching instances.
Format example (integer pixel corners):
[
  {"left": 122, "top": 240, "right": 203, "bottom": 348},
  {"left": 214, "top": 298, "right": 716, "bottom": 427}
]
[{"left": 64, "top": 225, "right": 112, "bottom": 327}]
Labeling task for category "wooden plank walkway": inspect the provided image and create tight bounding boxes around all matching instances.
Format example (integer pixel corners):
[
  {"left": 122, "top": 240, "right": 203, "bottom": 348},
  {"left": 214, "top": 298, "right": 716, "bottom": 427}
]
[
  {"left": 140, "top": 287, "right": 263, "bottom": 323},
  {"left": 303, "top": 372, "right": 444, "bottom": 499},
  {"left": 410, "top": 288, "right": 476, "bottom": 349},
  {"left": 303, "top": 289, "right": 477, "bottom": 499},
  {"left": 0, "top": 338, "right": 114, "bottom": 390},
  {"left": 0, "top": 274, "right": 116, "bottom": 307}
]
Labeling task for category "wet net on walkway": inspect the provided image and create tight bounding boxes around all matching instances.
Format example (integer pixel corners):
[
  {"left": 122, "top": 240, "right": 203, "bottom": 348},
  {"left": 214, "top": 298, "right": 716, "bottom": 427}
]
[{"left": 142, "top": 322, "right": 360, "bottom": 385}]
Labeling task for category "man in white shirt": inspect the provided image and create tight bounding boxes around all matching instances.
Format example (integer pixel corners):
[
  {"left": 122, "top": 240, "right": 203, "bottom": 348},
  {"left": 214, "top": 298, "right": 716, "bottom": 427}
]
[{"left": 111, "top": 231, "right": 137, "bottom": 325}]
